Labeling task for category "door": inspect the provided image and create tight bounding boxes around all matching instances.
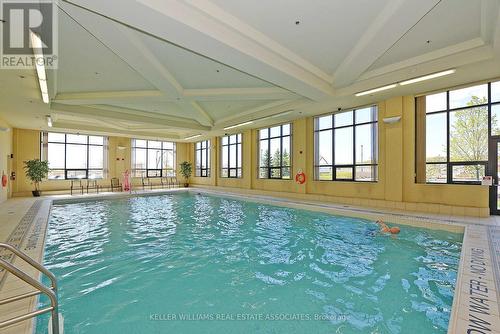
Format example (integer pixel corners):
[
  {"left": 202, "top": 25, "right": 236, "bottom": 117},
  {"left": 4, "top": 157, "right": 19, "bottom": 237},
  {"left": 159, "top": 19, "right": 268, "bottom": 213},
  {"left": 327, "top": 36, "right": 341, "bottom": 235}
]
[{"left": 490, "top": 140, "right": 500, "bottom": 214}]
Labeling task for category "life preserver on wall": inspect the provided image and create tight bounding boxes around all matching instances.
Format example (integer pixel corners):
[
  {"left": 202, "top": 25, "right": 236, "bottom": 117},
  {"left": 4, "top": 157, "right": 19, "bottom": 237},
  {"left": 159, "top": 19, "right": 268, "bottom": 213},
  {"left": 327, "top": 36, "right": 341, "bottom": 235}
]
[
  {"left": 2, "top": 172, "right": 7, "bottom": 188},
  {"left": 295, "top": 169, "right": 306, "bottom": 184}
]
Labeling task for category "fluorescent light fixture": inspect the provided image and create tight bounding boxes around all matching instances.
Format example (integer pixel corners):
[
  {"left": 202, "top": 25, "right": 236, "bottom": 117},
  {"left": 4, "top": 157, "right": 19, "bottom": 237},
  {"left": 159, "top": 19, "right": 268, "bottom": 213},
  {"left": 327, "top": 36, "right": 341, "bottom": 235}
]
[
  {"left": 270, "top": 110, "right": 294, "bottom": 118},
  {"left": 257, "top": 109, "right": 295, "bottom": 122},
  {"left": 223, "top": 121, "right": 253, "bottom": 130},
  {"left": 30, "top": 31, "right": 49, "bottom": 104},
  {"left": 184, "top": 134, "right": 201, "bottom": 140},
  {"left": 399, "top": 69, "right": 456, "bottom": 86},
  {"left": 355, "top": 84, "right": 397, "bottom": 97},
  {"left": 221, "top": 110, "right": 295, "bottom": 131},
  {"left": 46, "top": 115, "right": 52, "bottom": 127}
]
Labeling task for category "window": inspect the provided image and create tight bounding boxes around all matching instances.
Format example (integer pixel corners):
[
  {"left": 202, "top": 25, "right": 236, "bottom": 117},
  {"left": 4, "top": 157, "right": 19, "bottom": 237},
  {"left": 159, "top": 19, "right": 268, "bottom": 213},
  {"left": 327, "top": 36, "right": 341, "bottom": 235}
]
[
  {"left": 417, "top": 81, "right": 499, "bottom": 184},
  {"left": 131, "top": 139, "right": 176, "bottom": 178},
  {"left": 314, "top": 106, "right": 378, "bottom": 181},
  {"left": 259, "top": 124, "right": 291, "bottom": 179},
  {"left": 221, "top": 134, "right": 242, "bottom": 178},
  {"left": 41, "top": 132, "right": 107, "bottom": 180},
  {"left": 195, "top": 140, "right": 211, "bottom": 177}
]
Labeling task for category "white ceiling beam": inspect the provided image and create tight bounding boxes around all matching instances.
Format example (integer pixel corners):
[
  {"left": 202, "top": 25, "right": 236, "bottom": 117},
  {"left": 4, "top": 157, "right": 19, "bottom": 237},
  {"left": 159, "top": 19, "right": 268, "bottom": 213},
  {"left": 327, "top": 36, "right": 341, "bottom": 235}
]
[
  {"left": 183, "top": 87, "right": 298, "bottom": 101},
  {"left": 112, "top": 18, "right": 215, "bottom": 127},
  {"left": 491, "top": 3, "right": 500, "bottom": 55},
  {"left": 184, "top": 0, "right": 332, "bottom": 83},
  {"left": 86, "top": 104, "right": 211, "bottom": 131},
  {"left": 115, "top": 27, "right": 217, "bottom": 126},
  {"left": 54, "top": 87, "right": 298, "bottom": 105},
  {"left": 215, "top": 100, "right": 295, "bottom": 125},
  {"left": 61, "top": 0, "right": 333, "bottom": 101},
  {"left": 359, "top": 38, "right": 487, "bottom": 81},
  {"left": 333, "top": 0, "right": 440, "bottom": 87},
  {"left": 214, "top": 99, "right": 309, "bottom": 129},
  {"left": 51, "top": 121, "right": 183, "bottom": 139},
  {"left": 480, "top": 0, "right": 500, "bottom": 44},
  {"left": 54, "top": 90, "right": 164, "bottom": 105},
  {"left": 61, "top": 2, "right": 214, "bottom": 127},
  {"left": 50, "top": 103, "right": 210, "bottom": 131}
]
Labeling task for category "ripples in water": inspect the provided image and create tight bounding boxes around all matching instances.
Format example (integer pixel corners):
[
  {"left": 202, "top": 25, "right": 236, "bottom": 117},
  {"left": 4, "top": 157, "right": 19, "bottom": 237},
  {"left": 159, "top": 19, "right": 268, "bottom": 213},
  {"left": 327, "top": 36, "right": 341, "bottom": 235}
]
[{"left": 37, "top": 193, "right": 462, "bottom": 334}]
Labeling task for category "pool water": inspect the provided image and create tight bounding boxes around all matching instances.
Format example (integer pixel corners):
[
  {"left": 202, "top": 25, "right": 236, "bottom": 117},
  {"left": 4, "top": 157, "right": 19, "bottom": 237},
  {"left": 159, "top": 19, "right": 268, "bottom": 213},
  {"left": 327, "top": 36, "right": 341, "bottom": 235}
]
[{"left": 37, "top": 193, "right": 462, "bottom": 333}]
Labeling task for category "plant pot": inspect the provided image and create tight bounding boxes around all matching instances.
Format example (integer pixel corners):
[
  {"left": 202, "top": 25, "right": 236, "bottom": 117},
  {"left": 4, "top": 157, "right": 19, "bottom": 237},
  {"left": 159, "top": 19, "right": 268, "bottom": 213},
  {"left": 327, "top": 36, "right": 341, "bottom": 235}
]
[
  {"left": 32, "top": 190, "right": 41, "bottom": 197},
  {"left": 184, "top": 183, "right": 189, "bottom": 187}
]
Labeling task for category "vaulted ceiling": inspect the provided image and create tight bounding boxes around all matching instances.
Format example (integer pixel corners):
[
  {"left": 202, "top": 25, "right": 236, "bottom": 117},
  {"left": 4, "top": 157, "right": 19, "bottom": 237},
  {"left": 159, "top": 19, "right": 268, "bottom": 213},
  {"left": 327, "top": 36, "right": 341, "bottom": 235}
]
[{"left": 1, "top": 0, "right": 500, "bottom": 141}]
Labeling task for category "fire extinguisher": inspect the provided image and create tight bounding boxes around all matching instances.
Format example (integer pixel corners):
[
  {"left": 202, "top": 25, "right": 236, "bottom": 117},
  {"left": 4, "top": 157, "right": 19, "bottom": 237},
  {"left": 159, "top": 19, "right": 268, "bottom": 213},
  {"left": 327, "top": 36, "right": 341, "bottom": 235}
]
[{"left": 1, "top": 171, "right": 7, "bottom": 188}]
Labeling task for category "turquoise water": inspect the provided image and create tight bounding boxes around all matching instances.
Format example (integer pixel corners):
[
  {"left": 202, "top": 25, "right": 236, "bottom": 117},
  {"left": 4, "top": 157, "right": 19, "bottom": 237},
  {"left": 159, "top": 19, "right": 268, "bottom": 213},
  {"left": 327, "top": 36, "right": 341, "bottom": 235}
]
[{"left": 37, "top": 193, "right": 462, "bottom": 333}]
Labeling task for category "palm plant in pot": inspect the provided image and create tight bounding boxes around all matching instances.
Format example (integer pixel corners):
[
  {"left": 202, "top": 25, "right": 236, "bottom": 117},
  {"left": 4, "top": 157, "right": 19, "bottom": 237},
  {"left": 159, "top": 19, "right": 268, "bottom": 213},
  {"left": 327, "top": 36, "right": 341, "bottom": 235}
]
[
  {"left": 23, "top": 159, "right": 49, "bottom": 197},
  {"left": 179, "top": 161, "right": 192, "bottom": 187}
]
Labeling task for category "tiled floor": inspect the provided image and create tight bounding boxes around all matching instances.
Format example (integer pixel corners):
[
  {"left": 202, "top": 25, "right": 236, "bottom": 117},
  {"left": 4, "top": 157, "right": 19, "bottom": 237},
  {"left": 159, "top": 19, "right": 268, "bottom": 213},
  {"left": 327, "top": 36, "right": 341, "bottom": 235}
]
[
  {"left": 1, "top": 188, "right": 499, "bottom": 333},
  {"left": 0, "top": 198, "right": 51, "bottom": 334}
]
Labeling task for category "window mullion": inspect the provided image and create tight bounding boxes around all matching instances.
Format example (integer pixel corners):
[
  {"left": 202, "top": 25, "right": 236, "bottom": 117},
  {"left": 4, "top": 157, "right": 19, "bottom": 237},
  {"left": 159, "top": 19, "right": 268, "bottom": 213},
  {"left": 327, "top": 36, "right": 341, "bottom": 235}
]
[
  {"left": 446, "top": 91, "right": 451, "bottom": 183},
  {"left": 332, "top": 115, "right": 336, "bottom": 181},
  {"left": 352, "top": 110, "right": 356, "bottom": 181}
]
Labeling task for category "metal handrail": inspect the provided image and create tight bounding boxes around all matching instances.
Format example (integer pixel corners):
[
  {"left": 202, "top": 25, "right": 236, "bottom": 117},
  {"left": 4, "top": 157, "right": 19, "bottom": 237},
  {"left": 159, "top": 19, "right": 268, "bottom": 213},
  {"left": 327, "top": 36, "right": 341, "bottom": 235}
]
[
  {"left": 0, "top": 243, "right": 57, "bottom": 292},
  {"left": 0, "top": 243, "right": 59, "bottom": 334}
]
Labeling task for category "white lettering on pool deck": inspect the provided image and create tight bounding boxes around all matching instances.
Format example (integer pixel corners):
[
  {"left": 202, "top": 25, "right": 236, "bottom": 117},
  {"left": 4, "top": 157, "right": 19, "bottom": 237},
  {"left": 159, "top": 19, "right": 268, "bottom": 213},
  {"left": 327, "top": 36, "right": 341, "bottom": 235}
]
[{"left": 466, "top": 248, "right": 493, "bottom": 334}]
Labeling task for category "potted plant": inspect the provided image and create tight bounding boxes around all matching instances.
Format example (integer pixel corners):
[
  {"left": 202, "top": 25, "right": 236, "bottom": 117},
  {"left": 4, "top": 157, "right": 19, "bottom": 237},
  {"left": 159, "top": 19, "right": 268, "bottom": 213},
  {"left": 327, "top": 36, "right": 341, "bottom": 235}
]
[
  {"left": 179, "top": 161, "right": 192, "bottom": 187},
  {"left": 23, "top": 159, "right": 49, "bottom": 197}
]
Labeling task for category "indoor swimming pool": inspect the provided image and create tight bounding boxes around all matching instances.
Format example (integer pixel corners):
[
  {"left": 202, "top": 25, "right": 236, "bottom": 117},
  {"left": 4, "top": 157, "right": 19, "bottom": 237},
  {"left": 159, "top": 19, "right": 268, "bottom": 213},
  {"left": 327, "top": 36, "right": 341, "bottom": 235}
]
[{"left": 36, "top": 192, "right": 462, "bottom": 333}]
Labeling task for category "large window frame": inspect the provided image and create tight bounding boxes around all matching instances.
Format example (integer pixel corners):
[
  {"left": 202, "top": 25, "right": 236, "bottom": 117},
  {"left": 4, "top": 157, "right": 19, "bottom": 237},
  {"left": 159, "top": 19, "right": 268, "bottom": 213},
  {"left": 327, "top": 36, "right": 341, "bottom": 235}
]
[
  {"left": 417, "top": 81, "right": 499, "bottom": 185},
  {"left": 41, "top": 132, "right": 107, "bottom": 180},
  {"left": 258, "top": 123, "right": 292, "bottom": 180},
  {"left": 314, "top": 106, "right": 378, "bottom": 182},
  {"left": 195, "top": 140, "right": 211, "bottom": 177},
  {"left": 220, "top": 134, "right": 242, "bottom": 178},
  {"left": 131, "top": 139, "right": 176, "bottom": 178}
]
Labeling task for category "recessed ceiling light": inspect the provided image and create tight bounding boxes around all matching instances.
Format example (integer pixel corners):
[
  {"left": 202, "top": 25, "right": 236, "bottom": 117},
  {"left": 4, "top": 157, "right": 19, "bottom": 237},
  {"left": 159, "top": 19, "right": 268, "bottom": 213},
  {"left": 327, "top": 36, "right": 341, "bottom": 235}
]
[
  {"left": 399, "top": 69, "right": 456, "bottom": 86},
  {"left": 355, "top": 84, "right": 397, "bottom": 97}
]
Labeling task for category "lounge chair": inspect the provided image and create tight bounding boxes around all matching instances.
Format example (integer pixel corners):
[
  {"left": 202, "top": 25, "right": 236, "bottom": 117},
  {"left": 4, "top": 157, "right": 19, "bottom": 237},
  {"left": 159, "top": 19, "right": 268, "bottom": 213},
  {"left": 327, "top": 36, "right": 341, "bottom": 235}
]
[
  {"left": 86, "top": 180, "right": 100, "bottom": 194},
  {"left": 161, "top": 177, "right": 170, "bottom": 188},
  {"left": 171, "top": 177, "right": 181, "bottom": 187},
  {"left": 70, "top": 180, "right": 84, "bottom": 195},
  {"left": 142, "top": 177, "right": 153, "bottom": 190},
  {"left": 110, "top": 178, "right": 121, "bottom": 192}
]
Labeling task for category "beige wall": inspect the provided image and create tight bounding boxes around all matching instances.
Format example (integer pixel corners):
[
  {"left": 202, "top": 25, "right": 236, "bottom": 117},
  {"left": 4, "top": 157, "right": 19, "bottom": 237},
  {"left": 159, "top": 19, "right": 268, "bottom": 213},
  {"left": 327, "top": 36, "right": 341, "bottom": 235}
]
[
  {"left": 9, "top": 94, "right": 490, "bottom": 216},
  {"left": 184, "top": 96, "right": 489, "bottom": 216},
  {"left": 11, "top": 130, "right": 189, "bottom": 196},
  {"left": 0, "top": 117, "right": 13, "bottom": 203}
]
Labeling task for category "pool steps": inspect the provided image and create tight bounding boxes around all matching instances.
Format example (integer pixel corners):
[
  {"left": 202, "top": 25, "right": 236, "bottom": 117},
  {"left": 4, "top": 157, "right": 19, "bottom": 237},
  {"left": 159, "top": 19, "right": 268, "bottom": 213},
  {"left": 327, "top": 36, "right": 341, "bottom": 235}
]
[{"left": 0, "top": 243, "right": 60, "bottom": 334}]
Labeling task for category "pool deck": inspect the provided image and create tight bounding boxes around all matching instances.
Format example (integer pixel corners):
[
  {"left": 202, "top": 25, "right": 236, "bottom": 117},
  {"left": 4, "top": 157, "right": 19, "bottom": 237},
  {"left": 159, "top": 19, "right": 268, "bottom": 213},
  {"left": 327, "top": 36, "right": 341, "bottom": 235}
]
[{"left": 0, "top": 187, "right": 499, "bottom": 334}]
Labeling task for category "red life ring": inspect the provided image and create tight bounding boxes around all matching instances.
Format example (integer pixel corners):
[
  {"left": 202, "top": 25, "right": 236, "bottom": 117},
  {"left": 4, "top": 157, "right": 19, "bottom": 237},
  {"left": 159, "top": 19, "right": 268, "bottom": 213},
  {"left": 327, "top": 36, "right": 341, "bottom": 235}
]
[
  {"left": 295, "top": 170, "right": 306, "bottom": 184},
  {"left": 2, "top": 173, "right": 7, "bottom": 188}
]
